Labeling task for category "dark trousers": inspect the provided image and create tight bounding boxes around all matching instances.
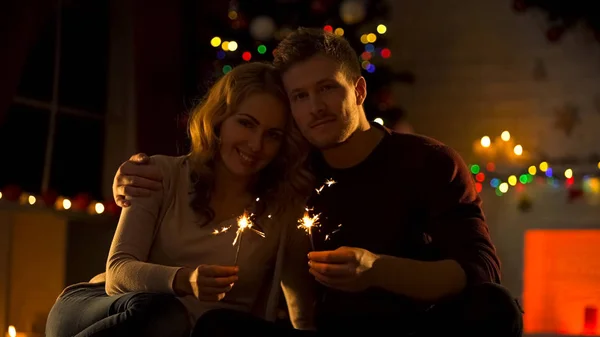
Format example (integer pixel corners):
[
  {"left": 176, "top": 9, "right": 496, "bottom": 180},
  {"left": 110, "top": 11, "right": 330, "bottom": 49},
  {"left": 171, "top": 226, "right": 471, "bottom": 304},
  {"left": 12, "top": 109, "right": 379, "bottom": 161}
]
[
  {"left": 46, "top": 282, "right": 191, "bottom": 337},
  {"left": 194, "top": 283, "right": 523, "bottom": 337}
]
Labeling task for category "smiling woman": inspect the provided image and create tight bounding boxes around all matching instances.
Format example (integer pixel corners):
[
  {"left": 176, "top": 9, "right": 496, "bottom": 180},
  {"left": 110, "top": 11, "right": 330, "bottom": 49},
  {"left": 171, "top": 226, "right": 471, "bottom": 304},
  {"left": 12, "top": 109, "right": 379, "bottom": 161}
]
[
  {"left": 45, "top": 62, "right": 317, "bottom": 336},
  {"left": 187, "top": 62, "right": 314, "bottom": 224}
]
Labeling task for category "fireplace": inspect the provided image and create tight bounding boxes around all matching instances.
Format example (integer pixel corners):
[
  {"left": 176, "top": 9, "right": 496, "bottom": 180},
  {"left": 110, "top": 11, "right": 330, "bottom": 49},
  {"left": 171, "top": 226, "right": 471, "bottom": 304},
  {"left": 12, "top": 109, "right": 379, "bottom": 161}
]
[{"left": 523, "top": 230, "right": 600, "bottom": 335}]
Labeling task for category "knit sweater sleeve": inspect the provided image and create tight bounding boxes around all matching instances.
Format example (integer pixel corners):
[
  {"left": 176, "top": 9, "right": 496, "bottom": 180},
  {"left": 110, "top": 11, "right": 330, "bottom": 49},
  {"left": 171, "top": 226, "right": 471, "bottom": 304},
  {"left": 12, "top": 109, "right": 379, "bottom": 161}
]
[
  {"left": 422, "top": 144, "right": 501, "bottom": 285},
  {"left": 105, "top": 155, "right": 183, "bottom": 295}
]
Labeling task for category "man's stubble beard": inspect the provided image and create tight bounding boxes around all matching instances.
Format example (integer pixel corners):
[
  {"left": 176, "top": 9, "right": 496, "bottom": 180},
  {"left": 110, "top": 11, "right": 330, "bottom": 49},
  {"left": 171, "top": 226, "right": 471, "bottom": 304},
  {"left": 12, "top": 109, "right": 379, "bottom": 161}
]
[{"left": 311, "top": 114, "right": 358, "bottom": 151}]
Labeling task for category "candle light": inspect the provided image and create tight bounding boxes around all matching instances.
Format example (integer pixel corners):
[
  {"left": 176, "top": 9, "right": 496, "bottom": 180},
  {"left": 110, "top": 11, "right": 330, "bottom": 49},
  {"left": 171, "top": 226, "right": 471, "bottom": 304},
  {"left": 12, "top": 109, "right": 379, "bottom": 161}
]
[{"left": 6, "top": 325, "right": 29, "bottom": 337}]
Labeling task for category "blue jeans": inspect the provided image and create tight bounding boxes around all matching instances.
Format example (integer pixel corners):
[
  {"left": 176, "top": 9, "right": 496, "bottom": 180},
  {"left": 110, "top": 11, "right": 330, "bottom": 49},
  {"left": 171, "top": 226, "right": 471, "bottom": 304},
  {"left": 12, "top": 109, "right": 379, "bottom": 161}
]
[
  {"left": 194, "top": 283, "right": 523, "bottom": 337},
  {"left": 46, "top": 282, "right": 191, "bottom": 337}
]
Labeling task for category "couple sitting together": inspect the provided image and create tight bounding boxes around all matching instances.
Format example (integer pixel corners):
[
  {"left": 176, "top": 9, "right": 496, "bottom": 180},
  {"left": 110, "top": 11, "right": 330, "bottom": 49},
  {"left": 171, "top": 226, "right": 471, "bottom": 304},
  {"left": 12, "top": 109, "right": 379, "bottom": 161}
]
[{"left": 45, "top": 28, "right": 523, "bottom": 337}]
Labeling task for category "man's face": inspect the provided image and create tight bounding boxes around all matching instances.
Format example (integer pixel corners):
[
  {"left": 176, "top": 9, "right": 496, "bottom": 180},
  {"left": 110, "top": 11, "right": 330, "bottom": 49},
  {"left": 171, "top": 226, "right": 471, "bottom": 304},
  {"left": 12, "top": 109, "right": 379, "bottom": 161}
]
[{"left": 282, "top": 55, "right": 365, "bottom": 149}]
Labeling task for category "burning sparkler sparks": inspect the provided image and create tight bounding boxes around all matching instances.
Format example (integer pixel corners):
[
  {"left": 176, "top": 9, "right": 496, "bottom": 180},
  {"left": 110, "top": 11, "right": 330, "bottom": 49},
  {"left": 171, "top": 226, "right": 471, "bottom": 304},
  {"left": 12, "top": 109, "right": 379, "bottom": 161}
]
[
  {"left": 315, "top": 178, "right": 336, "bottom": 194},
  {"left": 232, "top": 211, "right": 265, "bottom": 265},
  {"left": 212, "top": 226, "right": 231, "bottom": 235},
  {"left": 325, "top": 224, "right": 343, "bottom": 241},
  {"left": 298, "top": 208, "right": 320, "bottom": 251}
]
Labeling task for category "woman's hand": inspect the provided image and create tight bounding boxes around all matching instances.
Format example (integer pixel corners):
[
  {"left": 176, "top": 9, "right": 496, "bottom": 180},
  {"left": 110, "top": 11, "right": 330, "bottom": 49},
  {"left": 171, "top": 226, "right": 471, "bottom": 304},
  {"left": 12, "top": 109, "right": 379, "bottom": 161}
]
[{"left": 174, "top": 265, "right": 239, "bottom": 301}]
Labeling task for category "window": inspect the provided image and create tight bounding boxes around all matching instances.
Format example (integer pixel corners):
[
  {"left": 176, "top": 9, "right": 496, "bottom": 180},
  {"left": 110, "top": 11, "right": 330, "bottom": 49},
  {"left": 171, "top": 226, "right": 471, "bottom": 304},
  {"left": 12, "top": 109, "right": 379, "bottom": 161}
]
[{"left": 0, "top": 0, "right": 109, "bottom": 199}]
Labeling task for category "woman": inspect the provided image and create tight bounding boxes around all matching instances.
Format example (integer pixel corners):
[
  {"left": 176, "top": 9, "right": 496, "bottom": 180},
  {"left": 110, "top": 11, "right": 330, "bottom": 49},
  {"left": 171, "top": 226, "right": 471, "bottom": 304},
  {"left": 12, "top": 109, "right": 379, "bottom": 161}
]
[{"left": 46, "top": 63, "right": 316, "bottom": 337}]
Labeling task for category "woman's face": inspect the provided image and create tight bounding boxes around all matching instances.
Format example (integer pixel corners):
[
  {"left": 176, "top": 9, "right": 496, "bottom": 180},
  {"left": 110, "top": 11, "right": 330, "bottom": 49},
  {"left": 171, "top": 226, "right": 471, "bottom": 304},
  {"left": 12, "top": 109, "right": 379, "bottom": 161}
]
[{"left": 218, "top": 92, "right": 287, "bottom": 177}]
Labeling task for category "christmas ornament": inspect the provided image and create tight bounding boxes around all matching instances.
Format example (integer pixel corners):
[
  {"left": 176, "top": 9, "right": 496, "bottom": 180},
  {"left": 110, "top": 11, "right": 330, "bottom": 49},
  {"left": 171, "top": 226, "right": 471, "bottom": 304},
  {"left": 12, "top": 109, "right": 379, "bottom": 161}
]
[
  {"left": 72, "top": 193, "right": 92, "bottom": 211},
  {"left": 1, "top": 185, "right": 22, "bottom": 202},
  {"left": 340, "top": 0, "right": 366, "bottom": 25},
  {"left": 250, "top": 16, "right": 276, "bottom": 41}
]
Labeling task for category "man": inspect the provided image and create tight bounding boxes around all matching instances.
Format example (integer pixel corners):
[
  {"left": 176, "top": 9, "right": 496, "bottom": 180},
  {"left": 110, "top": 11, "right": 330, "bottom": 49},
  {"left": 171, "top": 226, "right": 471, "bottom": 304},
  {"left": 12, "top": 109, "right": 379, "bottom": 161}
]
[{"left": 112, "top": 28, "right": 522, "bottom": 336}]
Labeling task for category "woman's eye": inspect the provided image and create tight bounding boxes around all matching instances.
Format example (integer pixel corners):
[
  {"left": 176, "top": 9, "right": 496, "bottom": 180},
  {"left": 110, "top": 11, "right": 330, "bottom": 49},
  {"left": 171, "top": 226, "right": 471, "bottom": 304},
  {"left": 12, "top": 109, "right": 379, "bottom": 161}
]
[
  {"left": 238, "top": 119, "right": 254, "bottom": 128},
  {"left": 268, "top": 132, "right": 283, "bottom": 141}
]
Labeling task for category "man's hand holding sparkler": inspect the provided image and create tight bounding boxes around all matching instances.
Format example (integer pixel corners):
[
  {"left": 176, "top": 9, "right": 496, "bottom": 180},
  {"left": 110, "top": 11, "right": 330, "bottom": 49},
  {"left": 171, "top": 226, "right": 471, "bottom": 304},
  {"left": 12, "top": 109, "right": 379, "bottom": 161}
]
[
  {"left": 173, "top": 265, "right": 239, "bottom": 301},
  {"left": 307, "top": 246, "right": 379, "bottom": 292}
]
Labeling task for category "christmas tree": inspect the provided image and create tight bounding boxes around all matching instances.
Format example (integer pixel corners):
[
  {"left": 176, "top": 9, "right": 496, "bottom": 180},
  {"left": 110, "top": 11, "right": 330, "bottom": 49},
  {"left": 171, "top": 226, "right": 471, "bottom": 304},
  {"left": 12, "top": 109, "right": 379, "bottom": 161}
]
[{"left": 200, "top": 0, "right": 415, "bottom": 123}]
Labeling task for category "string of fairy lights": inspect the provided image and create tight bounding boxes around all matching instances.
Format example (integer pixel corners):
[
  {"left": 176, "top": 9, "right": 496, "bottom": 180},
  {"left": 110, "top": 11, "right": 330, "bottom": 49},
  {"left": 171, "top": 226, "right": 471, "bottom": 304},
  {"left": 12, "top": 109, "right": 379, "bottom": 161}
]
[
  {"left": 209, "top": 23, "right": 391, "bottom": 75},
  {"left": 0, "top": 190, "right": 115, "bottom": 216},
  {"left": 469, "top": 130, "right": 600, "bottom": 197}
]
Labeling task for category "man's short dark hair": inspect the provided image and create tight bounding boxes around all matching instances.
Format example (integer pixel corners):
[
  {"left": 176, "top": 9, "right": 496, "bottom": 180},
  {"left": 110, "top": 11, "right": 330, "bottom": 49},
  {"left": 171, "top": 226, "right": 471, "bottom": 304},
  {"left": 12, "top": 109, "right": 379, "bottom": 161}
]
[{"left": 273, "top": 27, "right": 362, "bottom": 81}]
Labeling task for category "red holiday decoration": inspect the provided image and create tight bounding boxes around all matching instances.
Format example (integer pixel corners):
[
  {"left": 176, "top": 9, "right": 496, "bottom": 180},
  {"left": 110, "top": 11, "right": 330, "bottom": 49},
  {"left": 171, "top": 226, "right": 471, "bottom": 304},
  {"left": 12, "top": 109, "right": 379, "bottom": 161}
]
[
  {"left": 41, "top": 189, "right": 59, "bottom": 207},
  {"left": 567, "top": 188, "right": 584, "bottom": 202},
  {"left": 104, "top": 199, "right": 121, "bottom": 216},
  {"left": 72, "top": 193, "right": 92, "bottom": 211},
  {"left": 1, "top": 185, "right": 22, "bottom": 202}
]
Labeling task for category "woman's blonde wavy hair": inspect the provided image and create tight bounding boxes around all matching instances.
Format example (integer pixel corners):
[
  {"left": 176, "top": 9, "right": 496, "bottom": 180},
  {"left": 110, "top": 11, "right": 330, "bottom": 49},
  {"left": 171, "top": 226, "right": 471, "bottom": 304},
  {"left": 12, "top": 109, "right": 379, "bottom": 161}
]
[{"left": 187, "top": 62, "right": 313, "bottom": 224}]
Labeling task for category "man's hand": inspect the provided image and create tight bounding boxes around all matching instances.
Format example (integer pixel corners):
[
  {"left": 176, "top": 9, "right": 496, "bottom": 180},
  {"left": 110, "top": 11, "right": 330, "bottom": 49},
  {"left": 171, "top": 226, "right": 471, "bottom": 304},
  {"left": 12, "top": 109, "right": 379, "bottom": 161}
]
[
  {"left": 307, "top": 246, "right": 379, "bottom": 292},
  {"left": 113, "top": 153, "right": 163, "bottom": 207}
]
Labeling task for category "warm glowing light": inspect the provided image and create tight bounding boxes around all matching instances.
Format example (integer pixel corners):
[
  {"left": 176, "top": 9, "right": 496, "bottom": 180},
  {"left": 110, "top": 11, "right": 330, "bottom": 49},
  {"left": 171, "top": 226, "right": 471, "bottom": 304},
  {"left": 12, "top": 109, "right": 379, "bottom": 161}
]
[
  {"left": 564, "top": 168, "right": 573, "bottom": 179},
  {"left": 233, "top": 212, "right": 251, "bottom": 246},
  {"left": 95, "top": 202, "right": 105, "bottom": 214},
  {"left": 376, "top": 24, "right": 387, "bottom": 34},
  {"left": 228, "top": 41, "right": 238, "bottom": 51},
  {"left": 63, "top": 199, "right": 72, "bottom": 210},
  {"left": 323, "top": 25, "right": 333, "bottom": 33},
  {"left": 210, "top": 37, "right": 222, "bottom": 47},
  {"left": 242, "top": 51, "right": 252, "bottom": 61},
  {"left": 524, "top": 230, "right": 600, "bottom": 335},
  {"left": 499, "top": 182, "right": 509, "bottom": 193},
  {"left": 298, "top": 210, "right": 320, "bottom": 233},
  {"left": 380, "top": 48, "right": 391, "bottom": 58},
  {"left": 27, "top": 195, "right": 36, "bottom": 205},
  {"left": 8, "top": 326, "right": 16, "bottom": 337},
  {"left": 334, "top": 27, "right": 344, "bottom": 36},
  {"left": 228, "top": 10, "right": 238, "bottom": 20},
  {"left": 598, "top": 161, "right": 600, "bottom": 170},
  {"left": 360, "top": 34, "right": 369, "bottom": 44},
  {"left": 0, "top": 191, "right": 3, "bottom": 199},
  {"left": 508, "top": 175, "right": 518, "bottom": 186},
  {"left": 501, "top": 130, "right": 511, "bottom": 141},
  {"left": 366, "top": 33, "right": 377, "bottom": 43},
  {"left": 221, "top": 41, "right": 229, "bottom": 51},
  {"left": 373, "top": 118, "right": 384, "bottom": 125},
  {"left": 539, "top": 162, "right": 549, "bottom": 172},
  {"left": 528, "top": 166, "right": 537, "bottom": 175},
  {"left": 480, "top": 136, "right": 491, "bottom": 148},
  {"left": 513, "top": 145, "right": 523, "bottom": 156}
]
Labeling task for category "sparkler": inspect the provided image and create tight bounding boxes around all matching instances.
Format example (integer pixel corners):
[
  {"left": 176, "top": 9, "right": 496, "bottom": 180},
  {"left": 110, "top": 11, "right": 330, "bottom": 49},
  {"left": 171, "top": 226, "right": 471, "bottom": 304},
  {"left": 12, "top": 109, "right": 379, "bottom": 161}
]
[
  {"left": 299, "top": 178, "right": 338, "bottom": 250},
  {"left": 298, "top": 208, "right": 320, "bottom": 251},
  {"left": 232, "top": 211, "right": 265, "bottom": 265}
]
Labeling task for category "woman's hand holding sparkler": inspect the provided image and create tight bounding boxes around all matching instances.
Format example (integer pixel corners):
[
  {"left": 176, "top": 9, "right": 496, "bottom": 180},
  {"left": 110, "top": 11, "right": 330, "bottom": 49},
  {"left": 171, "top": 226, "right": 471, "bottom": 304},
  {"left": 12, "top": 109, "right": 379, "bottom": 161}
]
[
  {"left": 307, "top": 246, "right": 379, "bottom": 292},
  {"left": 173, "top": 265, "right": 239, "bottom": 301}
]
